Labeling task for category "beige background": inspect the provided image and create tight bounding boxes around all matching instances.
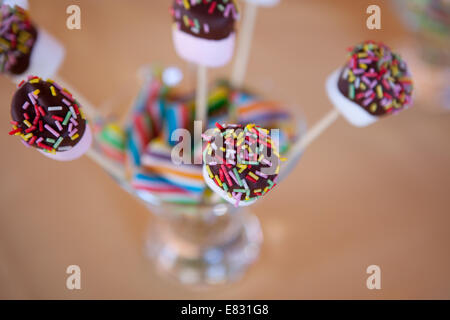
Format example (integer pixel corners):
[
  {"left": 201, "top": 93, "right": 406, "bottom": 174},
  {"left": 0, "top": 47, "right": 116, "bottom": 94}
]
[{"left": 1, "top": 0, "right": 450, "bottom": 299}]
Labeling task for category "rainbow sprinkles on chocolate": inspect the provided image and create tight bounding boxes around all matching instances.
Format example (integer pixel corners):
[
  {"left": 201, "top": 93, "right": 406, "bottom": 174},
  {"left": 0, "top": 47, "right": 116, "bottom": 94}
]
[
  {"left": 9, "top": 76, "right": 88, "bottom": 157},
  {"left": 0, "top": 4, "right": 37, "bottom": 75},
  {"left": 338, "top": 40, "right": 413, "bottom": 116},
  {"left": 170, "top": 0, "right": 239, "bottom": 40},
  {"left": 203, "top": 123, "right": 283, "bottom": 207}
]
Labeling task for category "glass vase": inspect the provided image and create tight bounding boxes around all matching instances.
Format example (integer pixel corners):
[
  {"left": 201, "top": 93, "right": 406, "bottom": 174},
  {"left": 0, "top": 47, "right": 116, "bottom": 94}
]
[{"left": 144, "top": 201, "right": 262, "bottom": 286}]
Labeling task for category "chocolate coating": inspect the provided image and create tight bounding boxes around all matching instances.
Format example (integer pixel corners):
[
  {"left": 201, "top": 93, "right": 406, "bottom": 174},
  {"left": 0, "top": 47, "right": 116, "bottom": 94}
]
[
  {"left": 0, "top": 4, "right": 37, "bottom": 75},
  {"left": 171, "top": 0, "right": 239, "bottom": 40},
  {"left": 10, "top": 77, "right": 86, "bottom": 153},
  {"left": 337, "top": 41, "right": 413, "bottom": 117},
  {"left": 204, "top": 123, "right": 280, "bottom": 204}
]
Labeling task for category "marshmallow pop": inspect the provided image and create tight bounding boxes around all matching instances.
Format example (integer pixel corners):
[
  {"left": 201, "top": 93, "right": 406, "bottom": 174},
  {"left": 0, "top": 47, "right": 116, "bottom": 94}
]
[
  {"left": 170, "top": 0, "right": 239, "bottom": 68},
  {"left": 284, "top": 41, "right": 415, "bottom": 176},
  {"left": 203, "top": 123, "right": 281, "bottom": 207},
  {"left": 8, "top": 76, "right": 92, "bottom": 161},
  {"left": 0, "top": 3, "right": 65, "bottom": 82},
  {"left": 326, "top": 40, "right": 414, "bottom": 127}
]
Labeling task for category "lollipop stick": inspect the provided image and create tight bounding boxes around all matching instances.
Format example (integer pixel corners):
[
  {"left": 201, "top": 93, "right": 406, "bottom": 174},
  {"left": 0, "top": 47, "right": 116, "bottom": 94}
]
[
  {"left": 53, "top": 76, "right": 126, "bottom": 181},
  {"left": 231, "top": 1, "right": 258, "bottom": 90},
  {"left": 85, "top": 148, "right": 126, "bottom": 181},
  {"left": 280, "top": 109, "right": 339, "bottom": 178},
  {"left": 196, "top": 64, "right": 208, "bottom": 129},
  {"left": 295, "top": 109, "right": 340, "bottom": 151}
]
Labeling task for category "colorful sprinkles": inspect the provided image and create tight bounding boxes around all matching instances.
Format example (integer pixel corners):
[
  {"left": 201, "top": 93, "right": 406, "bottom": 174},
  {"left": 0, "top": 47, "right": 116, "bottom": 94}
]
[
  {"left": 0, "top": 4, "right": 37, "bottom": 75},
  {"left": 338, "top": 40, "right": 413, "bottom": 116},
  {"left": 170, "top": 0, "right": 239, "bottom": 40},
  {"left": 203, "top": 123, "right": 283, "bottom": 206},
  {"left": 8, "top": 76, "right": 87, "bottom": 154}
]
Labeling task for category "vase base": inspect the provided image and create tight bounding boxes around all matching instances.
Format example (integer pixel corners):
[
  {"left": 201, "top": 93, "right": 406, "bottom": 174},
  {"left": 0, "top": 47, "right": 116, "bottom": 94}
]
[{"left": 145, "top": 210, "right": 263, "bottom": 286}]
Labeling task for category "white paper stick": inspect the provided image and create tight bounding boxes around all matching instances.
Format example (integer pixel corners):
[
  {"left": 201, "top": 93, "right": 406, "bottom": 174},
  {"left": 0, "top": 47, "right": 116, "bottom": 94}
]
[
  {"left": 230, "top": 1, "right": 258, "bottom": 89},
  {"left": 53, "top": 77, "right": 126, "bottom": 180},
  {"left": 295, "top": 109, "right": 339, "bottom": 151},
  {"left": 196, "top": 64, "right": 208, "bottom": 129},
  {"left": 280, "top": 109, "right": 339, "bottom": 179},
  {"left": 85, "top": 148, "right": 126, "bottom": 181}
]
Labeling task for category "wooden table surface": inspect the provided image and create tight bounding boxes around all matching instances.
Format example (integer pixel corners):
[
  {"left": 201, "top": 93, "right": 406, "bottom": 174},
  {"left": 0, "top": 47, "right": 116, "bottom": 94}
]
[{"left": 1, "top": 0, "right": 449, "bottom": 299}]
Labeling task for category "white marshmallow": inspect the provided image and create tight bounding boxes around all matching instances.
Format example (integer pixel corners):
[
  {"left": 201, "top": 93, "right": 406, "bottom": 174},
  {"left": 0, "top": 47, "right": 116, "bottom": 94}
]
[
  {"left": 203, "top": 165, "right": 257, "bottom": 207},
  {"left": 172, "top": 28, "right": 235, "bottom": 68},
  {"left": 245, "top": 0, "right": 280, "bottom": 7},
  {"left": 326, "top": 69, "right": 378, "bottom": 127},
  {"left": 12, "top": 29, "right": 65, "bottom": 83},
  {"left": 2, "top": 0, "right": 28, "bottom": 9},
  {"left": 39, "top": 124, "right": 92, "bottom": 161}
]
